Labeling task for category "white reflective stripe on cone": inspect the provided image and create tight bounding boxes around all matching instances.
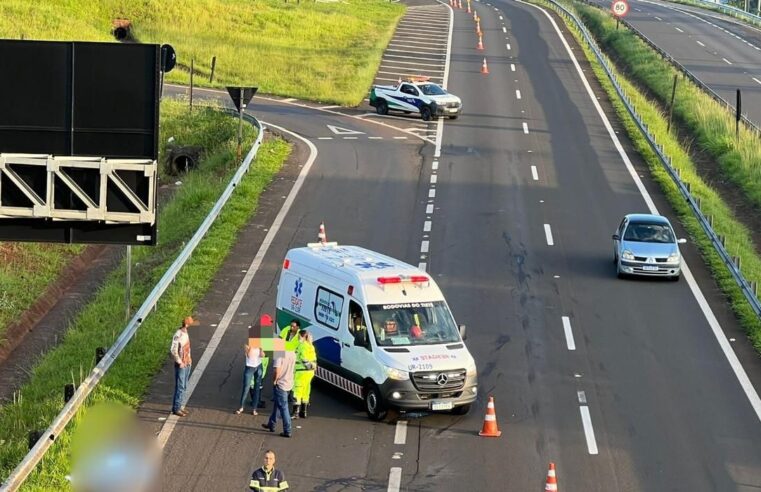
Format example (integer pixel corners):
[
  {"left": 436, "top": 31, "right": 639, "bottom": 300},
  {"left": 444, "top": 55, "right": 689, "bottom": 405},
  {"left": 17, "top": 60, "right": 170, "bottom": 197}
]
[{"left": 484, "top": 414, "right": 496, "bottom": 421}]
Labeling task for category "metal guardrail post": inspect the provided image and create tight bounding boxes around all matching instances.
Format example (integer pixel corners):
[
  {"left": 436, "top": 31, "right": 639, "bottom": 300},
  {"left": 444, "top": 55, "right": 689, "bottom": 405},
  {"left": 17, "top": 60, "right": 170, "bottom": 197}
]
[
  {"left": 0, "top": 110, "right": 265, "bottom": 491},
  {"left": 546, "top": 0, "right": 761, "bottom": 319}
]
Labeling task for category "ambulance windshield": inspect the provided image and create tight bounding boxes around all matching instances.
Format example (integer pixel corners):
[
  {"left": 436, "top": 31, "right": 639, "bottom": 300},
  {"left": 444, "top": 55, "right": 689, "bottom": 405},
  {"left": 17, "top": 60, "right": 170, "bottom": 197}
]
[{"left": 367, "top": 301, "right": 460, "bottom": 346}]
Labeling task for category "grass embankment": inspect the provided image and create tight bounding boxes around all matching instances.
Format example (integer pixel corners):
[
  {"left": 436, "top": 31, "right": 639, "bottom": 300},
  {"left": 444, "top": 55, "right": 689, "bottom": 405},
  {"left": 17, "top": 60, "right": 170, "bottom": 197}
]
[
  {"left": 538, "top": 0, "right": 761, "bottom": 351},
  {"left": 0, "top": 244, "right": 83, "bottom": 342},
  {"left": 0, "top": 99, "right": 291, "bottom": 488},
  {"left": 0, "top": 0, "right": 405, "bottom": 105}
]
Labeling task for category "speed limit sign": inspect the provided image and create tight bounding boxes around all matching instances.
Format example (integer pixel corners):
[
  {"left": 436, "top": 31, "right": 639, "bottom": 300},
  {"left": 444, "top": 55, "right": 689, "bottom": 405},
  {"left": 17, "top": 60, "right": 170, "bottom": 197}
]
[{"left": 612, "top": 0, "right": 629, "bottom": 17}]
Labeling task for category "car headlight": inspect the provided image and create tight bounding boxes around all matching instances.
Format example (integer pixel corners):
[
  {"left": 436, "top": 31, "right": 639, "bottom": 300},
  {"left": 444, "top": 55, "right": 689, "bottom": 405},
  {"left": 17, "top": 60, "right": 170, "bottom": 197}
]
[
  {"left": 667, "top": 252, "right": 680, "bottom": 263},
  {"left": 622, "top": 250, "right": 635, "bottom": 260},
  {"left": 383, "top": 365, "right": 409, "bottom": 381}
]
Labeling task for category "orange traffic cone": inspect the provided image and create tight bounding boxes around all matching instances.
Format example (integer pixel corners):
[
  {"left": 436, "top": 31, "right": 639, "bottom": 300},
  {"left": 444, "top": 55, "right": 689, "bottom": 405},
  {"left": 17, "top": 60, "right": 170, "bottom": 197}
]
[
  {"left": 476, "top": 19, "right": 482, "bottom": 35},
  {"left": 480, "top": 57, "right": 489, "bottom": 75},
  {"left": 467, "top": 1, "right": 472, "bottom": 14},
  {"left": 545, "top": 463, "right": 558, "bottom": 491},
  {"left": 477, "top": 34, "right": 484, "bottom": 50},
  {"left": 459, "top": 0, "right": 463, "bottom": 8},
  {"left": 318, "top": 222, "right": 327, "bottom": 244},
  {"left": 478, "top": 395, "right": 502, "bottom": 436},
  {"left": 474, "top": 11, "right": 479, "bottom": 22}
]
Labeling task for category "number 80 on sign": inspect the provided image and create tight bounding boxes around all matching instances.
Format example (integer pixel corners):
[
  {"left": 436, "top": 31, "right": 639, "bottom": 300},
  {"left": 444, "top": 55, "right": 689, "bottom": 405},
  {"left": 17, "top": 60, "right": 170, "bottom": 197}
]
[{"left": 611, "top": 0, "right": 629, "bottom": 17}]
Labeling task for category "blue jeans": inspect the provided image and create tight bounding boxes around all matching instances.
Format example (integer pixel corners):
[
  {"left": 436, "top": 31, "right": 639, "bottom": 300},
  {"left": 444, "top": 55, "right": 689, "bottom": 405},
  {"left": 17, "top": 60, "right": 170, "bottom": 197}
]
[
  {"left": 239, "top": 364, "right": 263, "bottom": 409},
  {"left": 173, "top": 363, "right": 191, "bottom": 413},
  {"left": 267, "top": 386, "right": 292, "bottom": 435}
]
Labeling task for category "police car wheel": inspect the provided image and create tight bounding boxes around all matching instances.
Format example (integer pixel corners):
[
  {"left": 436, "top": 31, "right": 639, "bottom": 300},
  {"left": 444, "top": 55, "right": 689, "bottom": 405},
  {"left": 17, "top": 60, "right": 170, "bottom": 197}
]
[
  {"left": 364, "top": 384, "right": 387, "bottom": 421},
  {"left": 450, "top": 404, "right": 471, "bottom": 415},
  {"left": 376, "top": 100, "right": 389, "bottom": 115},
  {"left": 421, "top": 106, "right": 432, "bottom": 121}
]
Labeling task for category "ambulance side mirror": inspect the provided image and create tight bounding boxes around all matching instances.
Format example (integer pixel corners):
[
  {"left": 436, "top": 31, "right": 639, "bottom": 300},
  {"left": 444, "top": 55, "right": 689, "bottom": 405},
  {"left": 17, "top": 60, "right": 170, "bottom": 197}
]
[{"left": 458, "top": 324, "right": 467, "bottom": 341}]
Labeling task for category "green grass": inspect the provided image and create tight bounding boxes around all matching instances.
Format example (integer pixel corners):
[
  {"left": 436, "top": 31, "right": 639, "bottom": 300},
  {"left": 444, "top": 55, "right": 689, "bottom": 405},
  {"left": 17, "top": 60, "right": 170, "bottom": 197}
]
[
  {"left": 0, "top": 0, "right": 405, "bottom": 105},
  {"left": 535, "top": 0, "right": 761, "bottom": 351},
  {"left": 0, "top": 244, "right": 84, "bottom": 343},
  {"left": 0, "top": 98, "right": 292, "bottom": 488}
]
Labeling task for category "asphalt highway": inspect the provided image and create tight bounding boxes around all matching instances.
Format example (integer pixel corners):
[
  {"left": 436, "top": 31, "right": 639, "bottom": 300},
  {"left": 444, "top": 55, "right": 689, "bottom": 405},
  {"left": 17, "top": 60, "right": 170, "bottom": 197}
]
[
  {"left": 586, "top": 0, "right": 761, "bottom": 126},
  {"left": 145, "top": 0, "right": 761, "bottom": 490}
]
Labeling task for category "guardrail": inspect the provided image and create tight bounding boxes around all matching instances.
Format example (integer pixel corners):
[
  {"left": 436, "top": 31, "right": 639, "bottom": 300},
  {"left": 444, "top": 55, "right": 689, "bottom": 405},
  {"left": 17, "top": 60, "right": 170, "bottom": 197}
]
[
  {"left": 543, "top": 0, "right": 761, "bottom": 319},
  {"left": 672, "top": 0, "right": 761, "bottom": 26},
  {"left": 580, "top": 0, "right": 761, "bottom": 135},
  {"left": 0, "top": 108, "right": 265, "bottom": 491}
]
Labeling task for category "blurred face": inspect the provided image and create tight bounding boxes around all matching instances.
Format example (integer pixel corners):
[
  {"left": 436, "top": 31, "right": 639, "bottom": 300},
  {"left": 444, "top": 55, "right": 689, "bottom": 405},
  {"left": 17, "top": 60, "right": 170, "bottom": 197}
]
[
  {"left": 385, "top": 321, "right": 397, "bottom": 333},
  {"left": 263, "top": 452, "right": 275, "bottom": 470},
  {"left": 290, "top": 322, "right": 299, "bottom": 333}
]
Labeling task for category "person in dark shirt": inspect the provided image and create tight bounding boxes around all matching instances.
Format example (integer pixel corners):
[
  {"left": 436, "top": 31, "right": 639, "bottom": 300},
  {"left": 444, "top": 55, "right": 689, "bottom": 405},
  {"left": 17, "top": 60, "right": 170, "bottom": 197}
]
[{"left": 249, "top": 450, "right": 289, "bottom": 491}]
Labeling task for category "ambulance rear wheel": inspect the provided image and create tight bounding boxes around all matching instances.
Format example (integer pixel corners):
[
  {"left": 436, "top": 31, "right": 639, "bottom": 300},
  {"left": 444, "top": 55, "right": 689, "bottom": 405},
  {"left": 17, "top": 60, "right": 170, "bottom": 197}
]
[
  {"left": 364, "top": 384, "right": 387, "bottom": 421},
  {"left": 376, "top": 100, "right": 389, "bottom": 115}
]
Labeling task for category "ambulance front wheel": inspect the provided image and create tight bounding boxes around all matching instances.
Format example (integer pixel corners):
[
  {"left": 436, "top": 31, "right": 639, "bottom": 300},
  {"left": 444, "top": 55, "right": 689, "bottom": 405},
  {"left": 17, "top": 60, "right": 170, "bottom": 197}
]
[{"left": 364, "top": 383, "right": 388, "bottom": 421}]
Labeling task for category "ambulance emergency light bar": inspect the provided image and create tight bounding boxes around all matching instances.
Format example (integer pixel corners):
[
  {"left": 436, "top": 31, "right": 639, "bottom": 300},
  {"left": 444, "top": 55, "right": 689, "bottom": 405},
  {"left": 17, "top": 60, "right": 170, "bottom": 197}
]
[{"left": 377, "top": 275, "right": 430, "bottom": 284}]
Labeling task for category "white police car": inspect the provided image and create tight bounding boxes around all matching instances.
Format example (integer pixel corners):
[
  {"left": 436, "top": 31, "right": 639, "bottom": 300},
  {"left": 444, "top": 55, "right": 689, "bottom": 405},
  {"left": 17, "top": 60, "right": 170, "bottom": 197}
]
[{"left": 369, "top": 76, "right": 462, "bottom": 121}]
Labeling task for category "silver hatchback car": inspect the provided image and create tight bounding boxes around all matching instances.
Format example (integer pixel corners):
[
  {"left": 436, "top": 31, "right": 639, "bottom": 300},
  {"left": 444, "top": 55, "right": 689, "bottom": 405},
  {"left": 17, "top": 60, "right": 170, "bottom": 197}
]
[{"left": 612, "top": 214, "right": 686, "bottom": 281}]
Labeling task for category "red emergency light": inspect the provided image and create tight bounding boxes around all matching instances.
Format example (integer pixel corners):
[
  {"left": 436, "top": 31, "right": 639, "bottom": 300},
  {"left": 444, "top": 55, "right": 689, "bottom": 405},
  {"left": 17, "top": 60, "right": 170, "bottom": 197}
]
[
  {"left": 377, "top": 275, "right": 429, "bottom": 284},
  {"left": 377, "top": 276, "right": 402, "bottom": 284},
  {"left": 283, "top": 258, "right": 290, "bottom": 269},
  {"left": 409, "top": 275, "right": 429, "bottom": 283}
]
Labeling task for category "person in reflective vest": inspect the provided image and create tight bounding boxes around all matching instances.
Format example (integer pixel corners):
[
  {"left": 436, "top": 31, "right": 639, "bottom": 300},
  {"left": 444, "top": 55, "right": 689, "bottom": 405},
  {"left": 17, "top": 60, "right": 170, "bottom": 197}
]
[
  {"left": 279, "top": 320, "right": 301, "bottom": 351},
  {"left": 249, "top": 450, "right": 289, "bottom": 491},
  {"left": 292, "top": 329, "right": 317, "bottom": 419}
]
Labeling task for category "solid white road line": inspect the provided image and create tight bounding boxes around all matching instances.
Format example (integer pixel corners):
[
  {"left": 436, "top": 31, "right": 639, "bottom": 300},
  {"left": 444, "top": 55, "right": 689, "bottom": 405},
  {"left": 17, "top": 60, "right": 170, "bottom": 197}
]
[
  {"left": 426, "top": 204, "right": 434, "bottom": 214},
  {"left": 522, "top": 122, "right": 529, "bottom": 134},
  {"left": 580, "top": 406, "right": 599, "bottom": 454},
  {"left": 421, "top": 240, "right": 430, "bottom": 253},
  {"left": 388, "top": 468, "right": 402, "bottom": 492},
  {"left": 544, "top": 224, "right": 554, "bottom": 246},
  {"left": 424, "top": 220, "right": 432, "bottom": 232},
  {"left": 531, "top": 165, "right": 538, "bottom": 180},
  {"left": 723, "top": 57, "right": 733, "bottom": 65},
  {"left": 511, "top": 63, "right": 516, "bottom": 71},
  {"left": 516, "top": 89, "right": 522, "bottom": 99},
  {"left": 157, "top": 122, "right": 318, "bottom": 448},
  {"left": 562, "top": 316, "right": 576, "bottom": 350},
  {"left": 394, "top": 421, "right": 409, "bottom": 445},
  {"left": 523, "top": 0, "right": 761, "bottom": 423},
  {"left": 319, "top": 105, "right": 339, "bottom": 110},
  {"left": 696, "top": 40, "right": 705, "bottom": 47}
]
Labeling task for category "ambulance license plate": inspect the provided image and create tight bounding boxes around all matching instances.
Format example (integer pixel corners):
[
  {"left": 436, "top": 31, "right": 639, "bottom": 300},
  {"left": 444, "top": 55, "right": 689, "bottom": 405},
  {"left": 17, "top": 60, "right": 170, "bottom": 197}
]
[{"left": 431, "top": 401, "right": 454, "bottom": 411}]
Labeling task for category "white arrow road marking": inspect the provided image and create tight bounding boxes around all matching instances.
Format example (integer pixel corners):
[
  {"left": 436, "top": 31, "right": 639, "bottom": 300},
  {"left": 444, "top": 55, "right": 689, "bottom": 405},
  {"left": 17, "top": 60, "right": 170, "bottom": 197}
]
[{"left": 327, "top": 124, "right": 365, "bottom": 135}]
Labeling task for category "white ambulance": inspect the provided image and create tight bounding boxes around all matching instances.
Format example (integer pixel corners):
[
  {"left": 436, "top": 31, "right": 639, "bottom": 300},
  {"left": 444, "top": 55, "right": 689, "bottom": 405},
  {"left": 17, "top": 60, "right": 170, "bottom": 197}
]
[{"left": 275, "top": 242, "right": 478, "bottom": 420}]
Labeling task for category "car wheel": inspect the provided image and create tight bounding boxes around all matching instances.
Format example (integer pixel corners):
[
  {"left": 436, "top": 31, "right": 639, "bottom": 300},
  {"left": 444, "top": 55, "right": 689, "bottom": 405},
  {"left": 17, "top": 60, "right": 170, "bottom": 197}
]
[
  {"left": 616, "top": 261, "right": 626, "bottom": 279},
  {"left": 376, "top": 100, "right": 388, "bottom": 115},
  {"left": 449, "top": 115, "right": 458, "bottom": 120},
  {"left": 421, "top": 106, "right": 432, "bottom": 121},
  {"left": 450, "top": 404, "right": 471, "bottom": 415},
  {"left": 671, "top": 275, "right": 681, "bottom": 282},
  {"left": 364, "top": 383, "right": 388, "bottom": 421}
]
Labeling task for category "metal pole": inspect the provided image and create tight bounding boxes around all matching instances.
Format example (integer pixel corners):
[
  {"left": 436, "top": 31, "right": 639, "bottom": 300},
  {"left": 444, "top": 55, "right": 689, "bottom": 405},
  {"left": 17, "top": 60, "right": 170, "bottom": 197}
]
[
  {"left": 209, "top": 56, "right": 217, "bottom": 83},
  {"left": 736, "top": 88, "right": 742, "bottom": 142},
  {"left": 237, "top": 88, "right": 243, "bottom": 163},
  {"left": 190, "top": 59, "right": 194, "bottom": 113},
  {"left": 125, "top": 245, "right": 132, "bottom": 321},
  {"left": 667, "top": 74, "right": 678, "bottom": 133}
]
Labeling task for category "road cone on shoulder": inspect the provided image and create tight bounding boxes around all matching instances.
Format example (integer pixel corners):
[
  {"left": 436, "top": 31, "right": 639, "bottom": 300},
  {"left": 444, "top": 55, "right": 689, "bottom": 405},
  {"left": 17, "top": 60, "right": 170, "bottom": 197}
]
[
  {"left": 318, "top": 222, "right": 327, "bottom": 244},
  {"left": 477, "top": 33, "right": 484, "bottom": 50},
  {"left": 474, "top": 11, "right": 479, "bottom": 22},
  {"left": 478, "top": 395, "right": 502, "bottom": 437},
  {"left": 545, "top": 463, "right": 558, "bottom": 491},
  {"left": 458, "top": 0, "right": 462, "bottom": 8},
  {"left": 467, "top": 1, "right": 472, "bottom": 14},
  {"left": 480, "top": 57, "right": 489, "bottom": 75},
  {"left": 476, "top": 19, "right": 482, "bottom": 35}
]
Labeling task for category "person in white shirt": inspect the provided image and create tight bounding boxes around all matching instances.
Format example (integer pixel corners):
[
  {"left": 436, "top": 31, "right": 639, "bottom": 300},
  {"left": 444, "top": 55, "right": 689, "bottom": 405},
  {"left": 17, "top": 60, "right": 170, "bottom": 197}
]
[
  {"left": 170, "top": 316, "right": 197, "bottom": 417},
  {"left": 236, "top": 340, "right": 264, "bottom": 415}
]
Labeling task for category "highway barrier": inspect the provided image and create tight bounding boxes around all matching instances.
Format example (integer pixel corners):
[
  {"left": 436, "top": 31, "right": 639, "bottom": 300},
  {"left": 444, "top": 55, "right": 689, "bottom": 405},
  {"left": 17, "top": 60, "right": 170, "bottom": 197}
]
[
  {"left": 670, "top": 0, "right": 761, "bottom": 28},
  {"left": 541, "top": 0, "right": 761, "bottom": 321},
  {"left": 0, "top": 108, "right": 265, "bottom": 491}
]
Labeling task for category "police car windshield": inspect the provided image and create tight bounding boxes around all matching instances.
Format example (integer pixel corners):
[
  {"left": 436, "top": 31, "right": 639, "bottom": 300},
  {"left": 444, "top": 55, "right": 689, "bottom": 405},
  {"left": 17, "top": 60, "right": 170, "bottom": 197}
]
[
  {"left": 418, "top": 84, "right": 446, "bottom": 96},
  {"left": 368, "top": 301, "right": 460, "bottom": 346}
]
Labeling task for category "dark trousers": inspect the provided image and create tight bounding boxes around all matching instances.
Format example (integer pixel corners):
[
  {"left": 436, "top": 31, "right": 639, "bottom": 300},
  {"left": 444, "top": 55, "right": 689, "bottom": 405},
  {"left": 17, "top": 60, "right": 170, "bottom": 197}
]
[{"left": 267, "top": 386, "right": 292, "bottom": 434}]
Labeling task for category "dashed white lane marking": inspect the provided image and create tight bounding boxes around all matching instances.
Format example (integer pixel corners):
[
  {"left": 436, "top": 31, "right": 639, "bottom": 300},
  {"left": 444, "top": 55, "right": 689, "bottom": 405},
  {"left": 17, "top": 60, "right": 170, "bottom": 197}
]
[
  {"left": 544, "top": 224, "right": 554, "bottom": 246},
  {"left": 507, "top": 43, "right": 512, "bottom": 50},
  {"left": 696, "top": 40, "right": 705, "bottom": 47},
  {"left": 419, "top": 261, "right": 427, "bottom": 271},
  {"left": 675, "top": 26, "right": 684, "bottom": 33},
  {"left": 499, "top": 15, "right": 503, "bottom": 19},
  {"left": 522, "top": 0, "right": 761, "bottom": 423},
  {"left": 511, "top": 63, "right": 516, "bottom": 71},
  {"left": 429, "top": 189, "right": 436, "bottom": 198},
  {"left": 723, "top": 57, "right": 733, "bottom": 65},
  {"left": 317, "top": 137, "right": 333, "bottom": 140},
  {"left": 562, "top": 316, "right": 576, "bottom": 350},
  {"left": 426, "top": 204, "right": 434, "bottom": 214},
  {"left": 516, "top": 89, "right": 522, "bottom": 99},
  {"left": 394, "top": 421, "right": 409, "bottom": 445},
  {"left": 343, "top": 136, "right": 358, "bottom": 140},
  {"left": 394, "top": 136, "right": 408, "bottom": 139},
  {"left": 424, "top": 220, "right": 432, "bottom": 232},
  {"left": 522, "top": 122, "right": 529, "bottom": 134},
  {"left": 503, "top": 26, "right": 507, "bottom": 32},
  {"left": 634, "top": 7, "right": 642, "bottom": 11},
  {"left": 368, "top": 136, "right": 384, "bottom": 139},
  {"left": 432, "top": 160, "right": 439, "bottom": 170},
  {"left": 387, "top": 468, "right": 402, "bottom": 492},
  {"left": 655, "top": 15, "right": 663, "bottom": 21},
  {"left": 531, "top": 165, "right": 539, "bottom": 180},
  {"left": 577, "top": 391, "right": 587, "bottom": 404},
  {"left": 430, "top": 175, "right": 438, "bottom": 184},
  {"left": 580, "top": 406, "right": 599, "bottom": 455},
  {"left": 421, "top": 240, "right": 430, "bottom": 253},
  {"left": 753, "top": 77, "right": 761, "bottom": 85}
]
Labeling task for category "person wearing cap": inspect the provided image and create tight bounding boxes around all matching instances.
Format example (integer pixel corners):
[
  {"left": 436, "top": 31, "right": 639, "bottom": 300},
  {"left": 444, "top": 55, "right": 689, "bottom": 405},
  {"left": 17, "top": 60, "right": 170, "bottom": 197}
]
[
  {"left": 249, "top": 449, "right": 288, "bottom": 491},
  {"left": 170, "top": 316, "right": 196, "bottom": 417}
]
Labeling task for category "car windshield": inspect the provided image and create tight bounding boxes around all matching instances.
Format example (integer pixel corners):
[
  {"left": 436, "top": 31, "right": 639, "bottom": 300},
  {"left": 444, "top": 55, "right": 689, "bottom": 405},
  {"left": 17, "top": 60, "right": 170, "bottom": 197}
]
[
  {"left": 418, "top": 83, "right": 446, "bottom": 96},
  {"left": 367, "top": 301, "right": 460, "bottom": 346},
  {"left": 623, "top": 222, "right": 675, "bottom": 243}
]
